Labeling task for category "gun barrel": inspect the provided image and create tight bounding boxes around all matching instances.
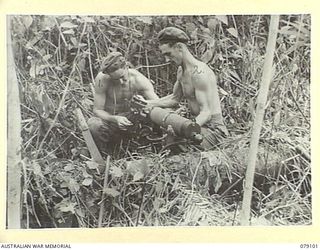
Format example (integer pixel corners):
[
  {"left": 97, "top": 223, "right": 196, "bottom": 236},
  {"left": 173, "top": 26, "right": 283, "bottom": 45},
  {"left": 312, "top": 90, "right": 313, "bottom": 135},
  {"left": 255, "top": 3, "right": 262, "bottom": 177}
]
[{"left": 149, "top": 107, "right": 203, "bottom": 143}]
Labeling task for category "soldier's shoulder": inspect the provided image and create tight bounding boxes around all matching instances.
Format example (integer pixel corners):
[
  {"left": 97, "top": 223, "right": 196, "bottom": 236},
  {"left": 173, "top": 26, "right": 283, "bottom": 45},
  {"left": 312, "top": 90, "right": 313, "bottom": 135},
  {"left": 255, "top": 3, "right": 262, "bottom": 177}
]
[
  {"left": 195, "top": 60, "right": 214, "bottom": 74},
  {"left": 197, "top": 60, "right": 212, "bottom": 71},
  {"left": 128, "top": 68, "right": 140, "bottom": 76},
  {"left": 191, "top": 62, "right": 215, "bottom": 83},
  {"left": 95, "top": 72, "right": 109, "bottom": 81},
  {"left": 128, "top": 68, "right": 143, "bottom": 82},
  {"left": 128, "top": 68, "right": 144, "bottom": 83},
  {"left": 95, "top": 72, "right": 110, "bottom": 89}
]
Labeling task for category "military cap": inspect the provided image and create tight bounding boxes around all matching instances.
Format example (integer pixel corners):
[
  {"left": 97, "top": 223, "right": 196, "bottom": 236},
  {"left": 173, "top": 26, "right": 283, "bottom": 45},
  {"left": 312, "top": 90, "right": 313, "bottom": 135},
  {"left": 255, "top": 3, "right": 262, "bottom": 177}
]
[
  {"left": 100, "top": 51, "right": 126, "bottom": 73},
  {"left": 157, "top": 27, "right": 190, "bottom": 44}
]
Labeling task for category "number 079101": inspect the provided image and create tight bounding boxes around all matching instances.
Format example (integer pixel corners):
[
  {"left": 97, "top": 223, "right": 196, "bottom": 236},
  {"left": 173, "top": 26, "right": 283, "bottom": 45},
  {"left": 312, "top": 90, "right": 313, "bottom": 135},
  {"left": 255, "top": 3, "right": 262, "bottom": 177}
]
[{"left": 300, "top": 244, "right": 319, "bottom": 248}]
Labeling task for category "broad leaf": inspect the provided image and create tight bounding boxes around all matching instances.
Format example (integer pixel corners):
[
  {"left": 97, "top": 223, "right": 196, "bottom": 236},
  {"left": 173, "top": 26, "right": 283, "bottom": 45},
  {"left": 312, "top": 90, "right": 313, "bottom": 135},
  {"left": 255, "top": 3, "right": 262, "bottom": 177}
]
[
  {"left": 64, "top": 164, "right": 75, "bottom": 172},
  {"left": 201, "top": 151, "right": 221, "bottom": 166},
  {"left": 82, "top": 169, "right": 92, "bottom": 178},
  {"left": 229, "top": 69, "right": 241, "bottom": 82},
  {"left": 41, "top": 91, "right": 52, "bottom": 118},
  {"left": 22, "top": 16, "right": 33, "bottom": 29},
  {"left": 29, "top": 61, "right": 37, "bottom": 78},
  {"left": 214, "top": 168, "right": 222, "bottom": 193},
  {"left": 62, "top": 29, "right": 75, "bottom": 35},
  {"left": 103, "top": 188, "right": 120, "bottom": 197},
  {"left": 153, "top": 198, "right": 165, "bottom": 212},
  {"left": 86, "top": 160, "right": 99, "bottom": 170},
  {"left": 215, "top": 15, "right": 228, "bottom": 25},
  {"left": 110, "top": 165, "right": 124, "bottom": 178},
  {"left": 227, "top": 28, "right": 238, "bottom": 38},
  {"left": 78, "top": 43, "right": 87, "bottom": 47},
  {"left": 136, "top": 16, "right": 152, "bottom": 25},
  {"left": 82, "top": 98, "right": 93, "bottom": 110},
  {"left": 158, "top": 207, "right": 167, "bottom": 214},
  {"left": 32, "top": 162, "right": 43, "bottom": 177},
  {"left": 41, "top": 16, "right": 56, "bottom": 31},
  {"left": 207, "top": 18, "right": 218, "bottom": 32},
  {"left": 274, "top": 111, "right": 281, "bottom": 126},
  {"left": 155, "top": 181, "right": 163, "bottom": 194},
  {"left": 185, "top": 22, "right": 197, "bottom": 34},
  {"left": 42, "top": 54, "right": 52, "bottom": 61},
  {"left": 82, "top": 178, "right": 93, "bottom": 186},
  {"left": 140, "top": 158, "right": 150, "bottom": 176},
  {"left": 70, "top": 37, "right": 78, "bottom": 46},
  {"left": 82, "top": 17, "right": 95, "bottom": 23},
  {"left": 69, "top": 179, "right": 80, "bottom": 192},
  {"left": 190, "top": 29, "right": 198, "bottom": 40},
  {"left": 75, "top": 208, "right": 85, "bottom": 218},
  {"left": 126, "top": 158, "right": 149, "bottom": 176},
  {"left": 133, "top": 172, "right": 144, "bottom": 182},
  {"left": 251, "top": 216, "right": 272, "bottom": 226},
  {"left": 60, "top": 21, "right": 77, "bottom": 29},
  {"left": 59, "top": 202, "right": 76, "bottom": 214}
]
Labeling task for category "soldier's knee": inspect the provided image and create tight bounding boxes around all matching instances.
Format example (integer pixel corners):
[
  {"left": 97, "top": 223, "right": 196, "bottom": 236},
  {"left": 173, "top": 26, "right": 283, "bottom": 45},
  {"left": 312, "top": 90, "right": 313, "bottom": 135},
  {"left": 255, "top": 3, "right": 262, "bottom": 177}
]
[{"left": 87, "top": 117, "right": 103, "bottom": 135}]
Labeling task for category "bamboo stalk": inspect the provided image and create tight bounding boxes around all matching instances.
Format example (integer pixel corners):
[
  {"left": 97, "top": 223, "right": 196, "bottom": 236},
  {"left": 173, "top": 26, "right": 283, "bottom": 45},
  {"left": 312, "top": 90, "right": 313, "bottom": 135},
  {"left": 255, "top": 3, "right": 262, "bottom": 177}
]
[
  {"left": 295, "top": 145, "right": 311, "bottom": 162},
  {"left": 145, "top": 50, "right": 151, "bottom": 80},
  {"left": 7, "top": 16, "right": 22, "bottom": 229},
  {"left": 240, "top": 15, "right": 280, "bottom": 226},
  {"left": 87, "top": 33, "right": 96, "bottom": 91},
  {"left": 54, "top": 17, "right": 68, "bottom": 47},
  {"left": 136, "top": 181, "right": 146, "bottom": 226},
  {"left": 98, "top": 155, "right": 111, "bottom": 227}
]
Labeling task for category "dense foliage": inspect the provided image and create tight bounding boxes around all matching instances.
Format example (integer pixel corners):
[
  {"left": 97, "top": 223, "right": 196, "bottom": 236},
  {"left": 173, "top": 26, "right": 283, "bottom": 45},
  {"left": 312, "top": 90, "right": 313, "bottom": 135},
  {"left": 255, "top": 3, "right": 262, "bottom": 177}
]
[{"left": 10, "top": 14, "right": 311, "bottom": 227}]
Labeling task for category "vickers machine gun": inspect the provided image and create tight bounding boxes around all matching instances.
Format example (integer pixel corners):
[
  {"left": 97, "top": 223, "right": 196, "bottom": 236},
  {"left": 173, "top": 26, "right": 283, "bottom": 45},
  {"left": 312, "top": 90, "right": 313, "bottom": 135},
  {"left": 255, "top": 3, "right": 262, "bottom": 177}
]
[{"left": 129, "top": 95, "right": 203, "bottom": 150}]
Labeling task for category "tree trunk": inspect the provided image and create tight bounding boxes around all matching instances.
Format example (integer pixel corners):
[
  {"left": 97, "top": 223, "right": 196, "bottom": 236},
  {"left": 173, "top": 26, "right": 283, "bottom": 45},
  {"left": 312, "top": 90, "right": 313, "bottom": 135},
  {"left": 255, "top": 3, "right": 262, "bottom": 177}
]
[
  {"left": 240, "top": 15, "right": 280, "bottom": 226},
  {"left": 7, "top": 16, "right": 22, "bottom": 229}
]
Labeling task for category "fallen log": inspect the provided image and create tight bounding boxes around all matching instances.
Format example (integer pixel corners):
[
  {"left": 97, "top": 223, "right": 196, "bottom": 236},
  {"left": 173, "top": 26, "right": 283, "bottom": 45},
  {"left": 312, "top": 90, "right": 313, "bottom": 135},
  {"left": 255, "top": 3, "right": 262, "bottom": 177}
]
[{"left": 120, "top": 144, "right": 286, "bottom": 196}]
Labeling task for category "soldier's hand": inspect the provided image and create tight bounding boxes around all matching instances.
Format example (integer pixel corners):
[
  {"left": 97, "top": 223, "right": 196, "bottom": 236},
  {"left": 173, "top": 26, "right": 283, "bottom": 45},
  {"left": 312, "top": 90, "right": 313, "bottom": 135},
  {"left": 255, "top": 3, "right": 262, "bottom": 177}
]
[
  {"left": 114, "top": 116, "right": 133, "bottom": 130},
  {"left": 133, "top": 95, "right": 147, "bottom": 106}
]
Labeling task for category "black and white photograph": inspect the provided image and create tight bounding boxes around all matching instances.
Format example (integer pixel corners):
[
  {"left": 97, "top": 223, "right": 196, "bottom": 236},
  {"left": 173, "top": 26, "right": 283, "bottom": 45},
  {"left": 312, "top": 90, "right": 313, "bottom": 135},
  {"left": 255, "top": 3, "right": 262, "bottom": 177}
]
[{"left": 7, "top": 14, "right": 311, "bottom": 229}]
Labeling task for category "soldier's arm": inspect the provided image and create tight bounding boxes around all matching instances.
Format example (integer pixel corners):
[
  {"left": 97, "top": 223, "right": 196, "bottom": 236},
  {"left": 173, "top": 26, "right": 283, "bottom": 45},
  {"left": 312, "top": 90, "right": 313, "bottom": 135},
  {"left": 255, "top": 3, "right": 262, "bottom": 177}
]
[
  {"left": 93, "top": 74, "right": 117, "bottom": 122},
  {"left": 193, "top": 72, "right": 213, "bottom": 126},
  {"left": 146, "top": 67, "right": 183, "bottom": 108},
  {"left": 134, "top": 70, "right": 159, "bottom": 100}
]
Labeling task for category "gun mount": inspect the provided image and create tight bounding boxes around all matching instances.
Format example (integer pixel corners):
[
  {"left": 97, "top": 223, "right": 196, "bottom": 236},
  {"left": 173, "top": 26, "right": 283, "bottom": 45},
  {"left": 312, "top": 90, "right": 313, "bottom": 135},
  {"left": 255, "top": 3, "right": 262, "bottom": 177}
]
[{"left": 130, "top": 95, "right": 203, "bottom": 144}]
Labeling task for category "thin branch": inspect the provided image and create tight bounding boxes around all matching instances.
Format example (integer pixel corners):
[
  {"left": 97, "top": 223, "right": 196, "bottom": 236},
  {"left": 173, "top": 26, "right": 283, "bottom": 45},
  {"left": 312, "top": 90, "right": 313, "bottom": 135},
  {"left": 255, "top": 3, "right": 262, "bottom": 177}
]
[
  {"left": 135, "top": 62, "right": 171, "bottom": 70},
  {"left": 35, "top": 21, "right": 88, "bottom": 158},
  {"left": 87, "top": 32, "right": 96, "bottom": 96},
  {"left": 98, "top": 156, "right": 111, "bottom": 227}
]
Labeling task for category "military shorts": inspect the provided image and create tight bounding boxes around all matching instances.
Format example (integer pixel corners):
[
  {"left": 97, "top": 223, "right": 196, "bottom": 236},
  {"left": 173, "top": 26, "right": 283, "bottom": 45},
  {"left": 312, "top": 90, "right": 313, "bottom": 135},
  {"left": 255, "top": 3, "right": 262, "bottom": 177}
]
[
  {"left": 87, "top": 112, "right": 136, "bottom": 151},
  {"left": 200, "top": 114, "right": 229, "bottom": 150}
]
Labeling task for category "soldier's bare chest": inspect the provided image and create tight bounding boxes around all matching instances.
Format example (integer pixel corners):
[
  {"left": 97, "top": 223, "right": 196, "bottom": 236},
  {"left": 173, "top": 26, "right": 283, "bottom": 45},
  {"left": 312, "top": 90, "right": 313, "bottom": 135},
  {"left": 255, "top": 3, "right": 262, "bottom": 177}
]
[
  {"left": 180, "top": 72, "right": 195, "bottom": 98},
  {"left": 106, "top": 83, "right": 133, "bottom": 101}
]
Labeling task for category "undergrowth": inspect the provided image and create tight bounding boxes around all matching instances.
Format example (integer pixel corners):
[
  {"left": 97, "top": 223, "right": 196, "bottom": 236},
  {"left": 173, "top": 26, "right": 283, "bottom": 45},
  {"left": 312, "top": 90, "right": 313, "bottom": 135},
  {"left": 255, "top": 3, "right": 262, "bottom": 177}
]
[{"left": 10, "top": 14, "right": 311, "bottom": 227}]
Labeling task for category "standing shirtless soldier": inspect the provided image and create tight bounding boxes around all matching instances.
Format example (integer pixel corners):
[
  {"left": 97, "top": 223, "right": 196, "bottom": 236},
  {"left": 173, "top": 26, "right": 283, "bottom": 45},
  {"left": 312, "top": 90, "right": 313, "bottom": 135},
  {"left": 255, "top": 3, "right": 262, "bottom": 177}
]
[
  {"left": 88, "top": 52, "right": 159, "bottom": 152},
  {"left": 146, "top": 27, "right": 229, "bottom": 149}
]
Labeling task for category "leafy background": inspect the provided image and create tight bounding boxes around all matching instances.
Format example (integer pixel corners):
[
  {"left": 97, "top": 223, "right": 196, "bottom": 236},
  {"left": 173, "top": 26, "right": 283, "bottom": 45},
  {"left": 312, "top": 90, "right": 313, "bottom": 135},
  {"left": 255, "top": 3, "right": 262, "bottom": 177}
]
[{"left": 10, "top": 14, "right": 311, "bottom": 227}]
